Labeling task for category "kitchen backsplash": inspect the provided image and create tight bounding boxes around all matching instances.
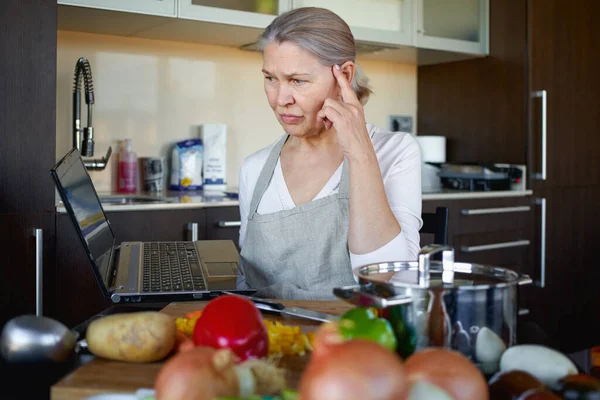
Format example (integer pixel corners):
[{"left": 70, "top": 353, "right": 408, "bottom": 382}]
[{"left": 56, "top": 31, "right": 416, "bottom": 192}]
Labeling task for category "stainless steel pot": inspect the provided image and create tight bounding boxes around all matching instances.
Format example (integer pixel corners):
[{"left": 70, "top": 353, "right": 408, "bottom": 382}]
[{"left": 334, "top": 245, "right": 532, "bottom": 375}]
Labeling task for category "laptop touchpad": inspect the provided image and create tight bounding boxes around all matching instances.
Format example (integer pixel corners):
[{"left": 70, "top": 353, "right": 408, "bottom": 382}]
[{"left": 205, "top": 262, "right": 241, "bottom": 277}]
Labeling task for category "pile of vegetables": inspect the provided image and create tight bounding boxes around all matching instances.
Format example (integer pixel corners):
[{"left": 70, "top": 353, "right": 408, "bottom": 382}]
[
  {"left": 301, "top": 318, "right": 489, "bottom": 400},
  {"left": 176, "top": 310, "right": 315, "bottom": 357},
  {"left": 84, "top": 299, "right": 600, "bottom": 400},
  {"left": 488, "top": 344, "right": 600, "bottom": 399}
]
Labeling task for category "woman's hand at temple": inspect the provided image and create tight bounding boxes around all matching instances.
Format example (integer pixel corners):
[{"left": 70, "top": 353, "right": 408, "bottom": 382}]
[{"left": 317, "top": 64, "right": 375, "bottom": 161}]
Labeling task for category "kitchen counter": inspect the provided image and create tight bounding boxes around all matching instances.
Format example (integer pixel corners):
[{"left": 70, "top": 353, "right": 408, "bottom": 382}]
[
  {"left": 56, "top": 189, "right": 533, "bottom": 213},
  {"left": 55, "top": 190, "right": 240, "bottom": 213}
]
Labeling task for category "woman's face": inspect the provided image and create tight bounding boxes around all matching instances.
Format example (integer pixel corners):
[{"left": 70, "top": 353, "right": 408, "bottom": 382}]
[{"left": 262, "top": 41, "right": 340, "bottom": 138}]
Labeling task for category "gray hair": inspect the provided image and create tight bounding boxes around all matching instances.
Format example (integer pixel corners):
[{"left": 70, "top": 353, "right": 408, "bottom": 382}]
[{"left": 257, "top": 7, "right": 373, "bottom": 105}]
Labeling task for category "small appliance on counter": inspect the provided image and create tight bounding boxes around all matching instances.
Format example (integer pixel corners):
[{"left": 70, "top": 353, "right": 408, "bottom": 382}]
[
  {"left": 438, "top": 163, "right": 526, "bottom": 192},
  {"left": 416, "top": 135, "right": 446, "bottom": 193}
]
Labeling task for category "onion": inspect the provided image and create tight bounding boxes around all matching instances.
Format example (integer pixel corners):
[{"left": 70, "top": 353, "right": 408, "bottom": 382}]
[
  {"left": 175, "top": 330, "right": 195, "bottom": 353},
  {"left": 404, "top": 348, "right": 489, "bottom": 400},
  {"left": 155, "top": 346, "right": 240, "bottom": 400},
  {"left": 155, "top": 345, "right": 286, "bottom": 400},
  {"left": 310, "top": 321, "right": 344, "bottom": 360},
  {"left": 299, "top": 339, "right": 408, "bottom": 400},
  {"left": 408, "top": 381, "right": 454, "bottom": 400}
]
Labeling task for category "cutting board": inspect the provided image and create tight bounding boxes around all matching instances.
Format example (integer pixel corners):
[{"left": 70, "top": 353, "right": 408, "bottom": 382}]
[{"left": 51, "top": 300, "right": 352, "bottom": 400}]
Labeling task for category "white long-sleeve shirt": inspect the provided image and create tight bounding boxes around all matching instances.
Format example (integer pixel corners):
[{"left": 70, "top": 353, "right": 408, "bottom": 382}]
[{"left": 238, "top": 123, "right": 422, "bottom": 270}]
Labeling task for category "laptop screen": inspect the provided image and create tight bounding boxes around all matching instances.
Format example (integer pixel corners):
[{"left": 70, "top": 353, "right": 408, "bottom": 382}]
[{"left": 52, "top": 149, "right": 115, "bottom": 289}]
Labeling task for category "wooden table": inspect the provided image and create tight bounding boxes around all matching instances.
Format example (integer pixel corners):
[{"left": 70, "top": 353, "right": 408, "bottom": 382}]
[{"left": 51, "top": 300, "right": 352, "bottom": 400}]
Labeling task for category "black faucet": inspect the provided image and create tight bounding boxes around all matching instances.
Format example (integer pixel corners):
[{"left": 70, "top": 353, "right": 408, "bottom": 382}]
[{"left": 73, "top": 57, "right": 111, "bottom": 170}]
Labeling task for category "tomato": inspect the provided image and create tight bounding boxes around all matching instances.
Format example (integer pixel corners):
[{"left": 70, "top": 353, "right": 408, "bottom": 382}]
[{"left": 192, "top": 295, "right": 268, "bottom": 361}]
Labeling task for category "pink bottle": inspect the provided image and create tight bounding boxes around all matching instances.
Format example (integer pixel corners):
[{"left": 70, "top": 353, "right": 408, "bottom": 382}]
[{"left": 117, "top": 138, "right": 137, "bottom": 193}]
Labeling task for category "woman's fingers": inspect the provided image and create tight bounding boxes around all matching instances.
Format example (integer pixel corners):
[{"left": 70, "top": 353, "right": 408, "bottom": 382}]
[
  {"left": 317, "top": 104, "right": 343, "bottom": 129},
  {"left": 323, "top": 97, "right": 349, "bottom": 116},
  {"left": 333, "top": 64, "right": 361, "bottom": 106}
]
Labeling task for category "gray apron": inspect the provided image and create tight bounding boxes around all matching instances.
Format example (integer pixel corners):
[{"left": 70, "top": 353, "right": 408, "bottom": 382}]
[{"left": 240, "top": 136, "right": 357, "bottom": 300}]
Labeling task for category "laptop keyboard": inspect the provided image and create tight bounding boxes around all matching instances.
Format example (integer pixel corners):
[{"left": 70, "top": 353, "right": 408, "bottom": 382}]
[{"left": 142, "top": 242, "right": 207, "bottom": 292}]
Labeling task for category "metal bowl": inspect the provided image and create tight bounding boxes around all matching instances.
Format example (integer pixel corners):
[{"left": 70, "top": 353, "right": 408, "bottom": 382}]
[{"left": 0, "top": 315, "right": 78, "bottom": 363}]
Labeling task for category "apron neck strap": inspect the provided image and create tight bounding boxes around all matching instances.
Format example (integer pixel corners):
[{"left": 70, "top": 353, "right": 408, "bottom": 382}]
[
  {"left": 248, "top": 135, "right": 351, "bottom": 215},
  {"left": 248, "top": 135, "right": 287, "bottom": 216},
  {"left": 338, "top": 158, "right": 350, "bottom": 198}
]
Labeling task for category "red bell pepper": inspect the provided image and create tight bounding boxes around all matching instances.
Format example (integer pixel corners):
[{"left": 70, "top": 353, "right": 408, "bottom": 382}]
[{"left": 192, "top": 295, "right": 268, "bottom": 361}]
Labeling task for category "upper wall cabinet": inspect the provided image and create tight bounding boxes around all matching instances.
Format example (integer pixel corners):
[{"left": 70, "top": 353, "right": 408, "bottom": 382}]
[
  {"left": 416, "top": 0, "right": 488, "bottom": 55},
  {"left": 58, "top": 0, "right": 177, "bottom": 17},
  {"left": 179, "top": 0, "right": 290, "bottom": 28},
  {"left": 291, "top": 0, "right": 413, "bottom": 47},
  {"left": 57, "top": 0, "right": 488, "bottom": 65}
]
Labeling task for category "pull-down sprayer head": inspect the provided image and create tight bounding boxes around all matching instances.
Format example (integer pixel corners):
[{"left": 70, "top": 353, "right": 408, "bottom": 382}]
[{"left": 73, "top": 57, "right": 95, "bottom": 157}]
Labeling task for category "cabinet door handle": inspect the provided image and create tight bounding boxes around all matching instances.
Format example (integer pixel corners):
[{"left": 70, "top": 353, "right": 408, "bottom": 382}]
[
  {"left": 33, "top": 228, "right": 43, "bottom": 317},
  {"left": 532, "top": 90, "right": 547, "bottom": 180},
  {"left": 461, "top": 206, "right": 531, "bottom": 215},
  {"left": 217, "top": 221, "right": 242, "bottom": 228},
  {"left": 186, "top": 222, "right": 198, "bottom": 241},
  {"left": 461, "top": 239, "right": 530, "bottom": 253},
  {"left": 535, "top": 198, "right": 547, "bottom": 288},
  {"left": 518, "top": 308, "right": 530, "bottom": 316}
]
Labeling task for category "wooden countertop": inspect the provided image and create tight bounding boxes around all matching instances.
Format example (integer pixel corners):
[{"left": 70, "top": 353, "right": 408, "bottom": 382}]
[{"left": 51, "top": 300, "right": 352, "bottom": 400}]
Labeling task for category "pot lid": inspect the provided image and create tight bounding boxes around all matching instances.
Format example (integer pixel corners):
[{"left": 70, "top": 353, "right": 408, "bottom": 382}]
[{"left": 354, "top": 245, "right": 529, "bottom": 290}]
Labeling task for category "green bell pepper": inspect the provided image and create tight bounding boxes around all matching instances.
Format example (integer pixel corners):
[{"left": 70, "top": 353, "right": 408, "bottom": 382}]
[{"left": 338, "top": 307, "right": 398, "bottom": 351}]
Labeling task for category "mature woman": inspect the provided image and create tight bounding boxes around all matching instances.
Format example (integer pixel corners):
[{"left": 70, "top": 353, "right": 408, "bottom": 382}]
[{"left": 237, "top": 7, "right": 422, "bottom": 299}]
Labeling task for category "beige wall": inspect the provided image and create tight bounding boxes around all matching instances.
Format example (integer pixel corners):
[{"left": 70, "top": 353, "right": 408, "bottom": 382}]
[{"left": 56, "top": 31, "right": 416, "bottom": 192}]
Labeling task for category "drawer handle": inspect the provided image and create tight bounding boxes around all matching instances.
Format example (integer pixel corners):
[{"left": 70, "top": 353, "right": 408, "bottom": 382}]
[
  {"left": 531, "top": 90, "right": 548, "bottom": 180},
  {"left": 461, "top": 206, "right": 531, "bottom": 215},
  {"left": 461, "top": 239, "right": 530, "bottom": 253},
  {"left": 518, "top": 308, "right": 530, "bottom": 316},
  {"left": 217, "top": 221, "right": 241, "bottom": 228},
  {"left": 535, "top": 198, "right": 547, "bottom": 288},
  {"left": 186, "top": 222, "right": 198, "bottom": 241}
]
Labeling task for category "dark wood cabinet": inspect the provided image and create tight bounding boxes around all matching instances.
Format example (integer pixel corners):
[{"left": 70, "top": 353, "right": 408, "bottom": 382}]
[
  {"left": 0, "top": 0, "right": 57, "bottom": 327},
  {"left": 417, "top": 0, "right": 528, "bottom": 165},
  {"left": 526, "top": 0, "right": 599, "bottom": 352},
  {"left": 528, "top": 0, "right": 600, "bottom": 189},
  {"left": 418, "top": 0, "right": 600, "bottom": 352}
]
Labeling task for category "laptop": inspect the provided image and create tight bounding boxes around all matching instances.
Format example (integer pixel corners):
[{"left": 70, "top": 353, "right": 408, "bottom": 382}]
[{"left": 51, "top": 148, "right": 255, "bottom": 303}]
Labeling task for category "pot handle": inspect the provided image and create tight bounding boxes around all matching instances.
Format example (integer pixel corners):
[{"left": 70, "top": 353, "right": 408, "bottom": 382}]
[
  {"left": 518, "top": 274, "right": 533, "bottom": 285},
  {"left": 418, "top": 244, "right": 455, "bottom": 286},
  {"left": 333, "top": 285, "right": 413, "bottom": 308}
]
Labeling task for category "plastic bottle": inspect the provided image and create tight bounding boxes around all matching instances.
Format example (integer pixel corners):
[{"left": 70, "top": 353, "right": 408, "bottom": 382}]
[{"left": 117, "top": 138, "right": 137, "bottom": 193}]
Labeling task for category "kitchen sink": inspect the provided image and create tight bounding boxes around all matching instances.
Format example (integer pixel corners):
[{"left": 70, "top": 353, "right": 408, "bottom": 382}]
[{"left": 98, "top": 195, "right": 173, "bottom": 205}]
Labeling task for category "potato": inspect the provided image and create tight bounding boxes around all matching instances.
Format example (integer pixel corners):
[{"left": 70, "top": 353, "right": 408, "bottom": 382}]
[{"left": 86, "top": 311, "right": 177, "bottom": 362}]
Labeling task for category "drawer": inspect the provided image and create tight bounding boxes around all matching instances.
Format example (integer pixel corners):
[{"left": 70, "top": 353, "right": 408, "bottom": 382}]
[
  {"left": 106, "top": 209, "right": 206, "bottom": 242},
  {"left": 424, "top": 197, "right": 533, "bottom": 235},
  {"left": 454, "top": 197, "right": 533, "bottom": 235},
  {"left": 453, "top": 230, "right": 532, "bottom": 274},
  {"left": 205, "top": 206, "right": 241, "bottom": 249}
]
